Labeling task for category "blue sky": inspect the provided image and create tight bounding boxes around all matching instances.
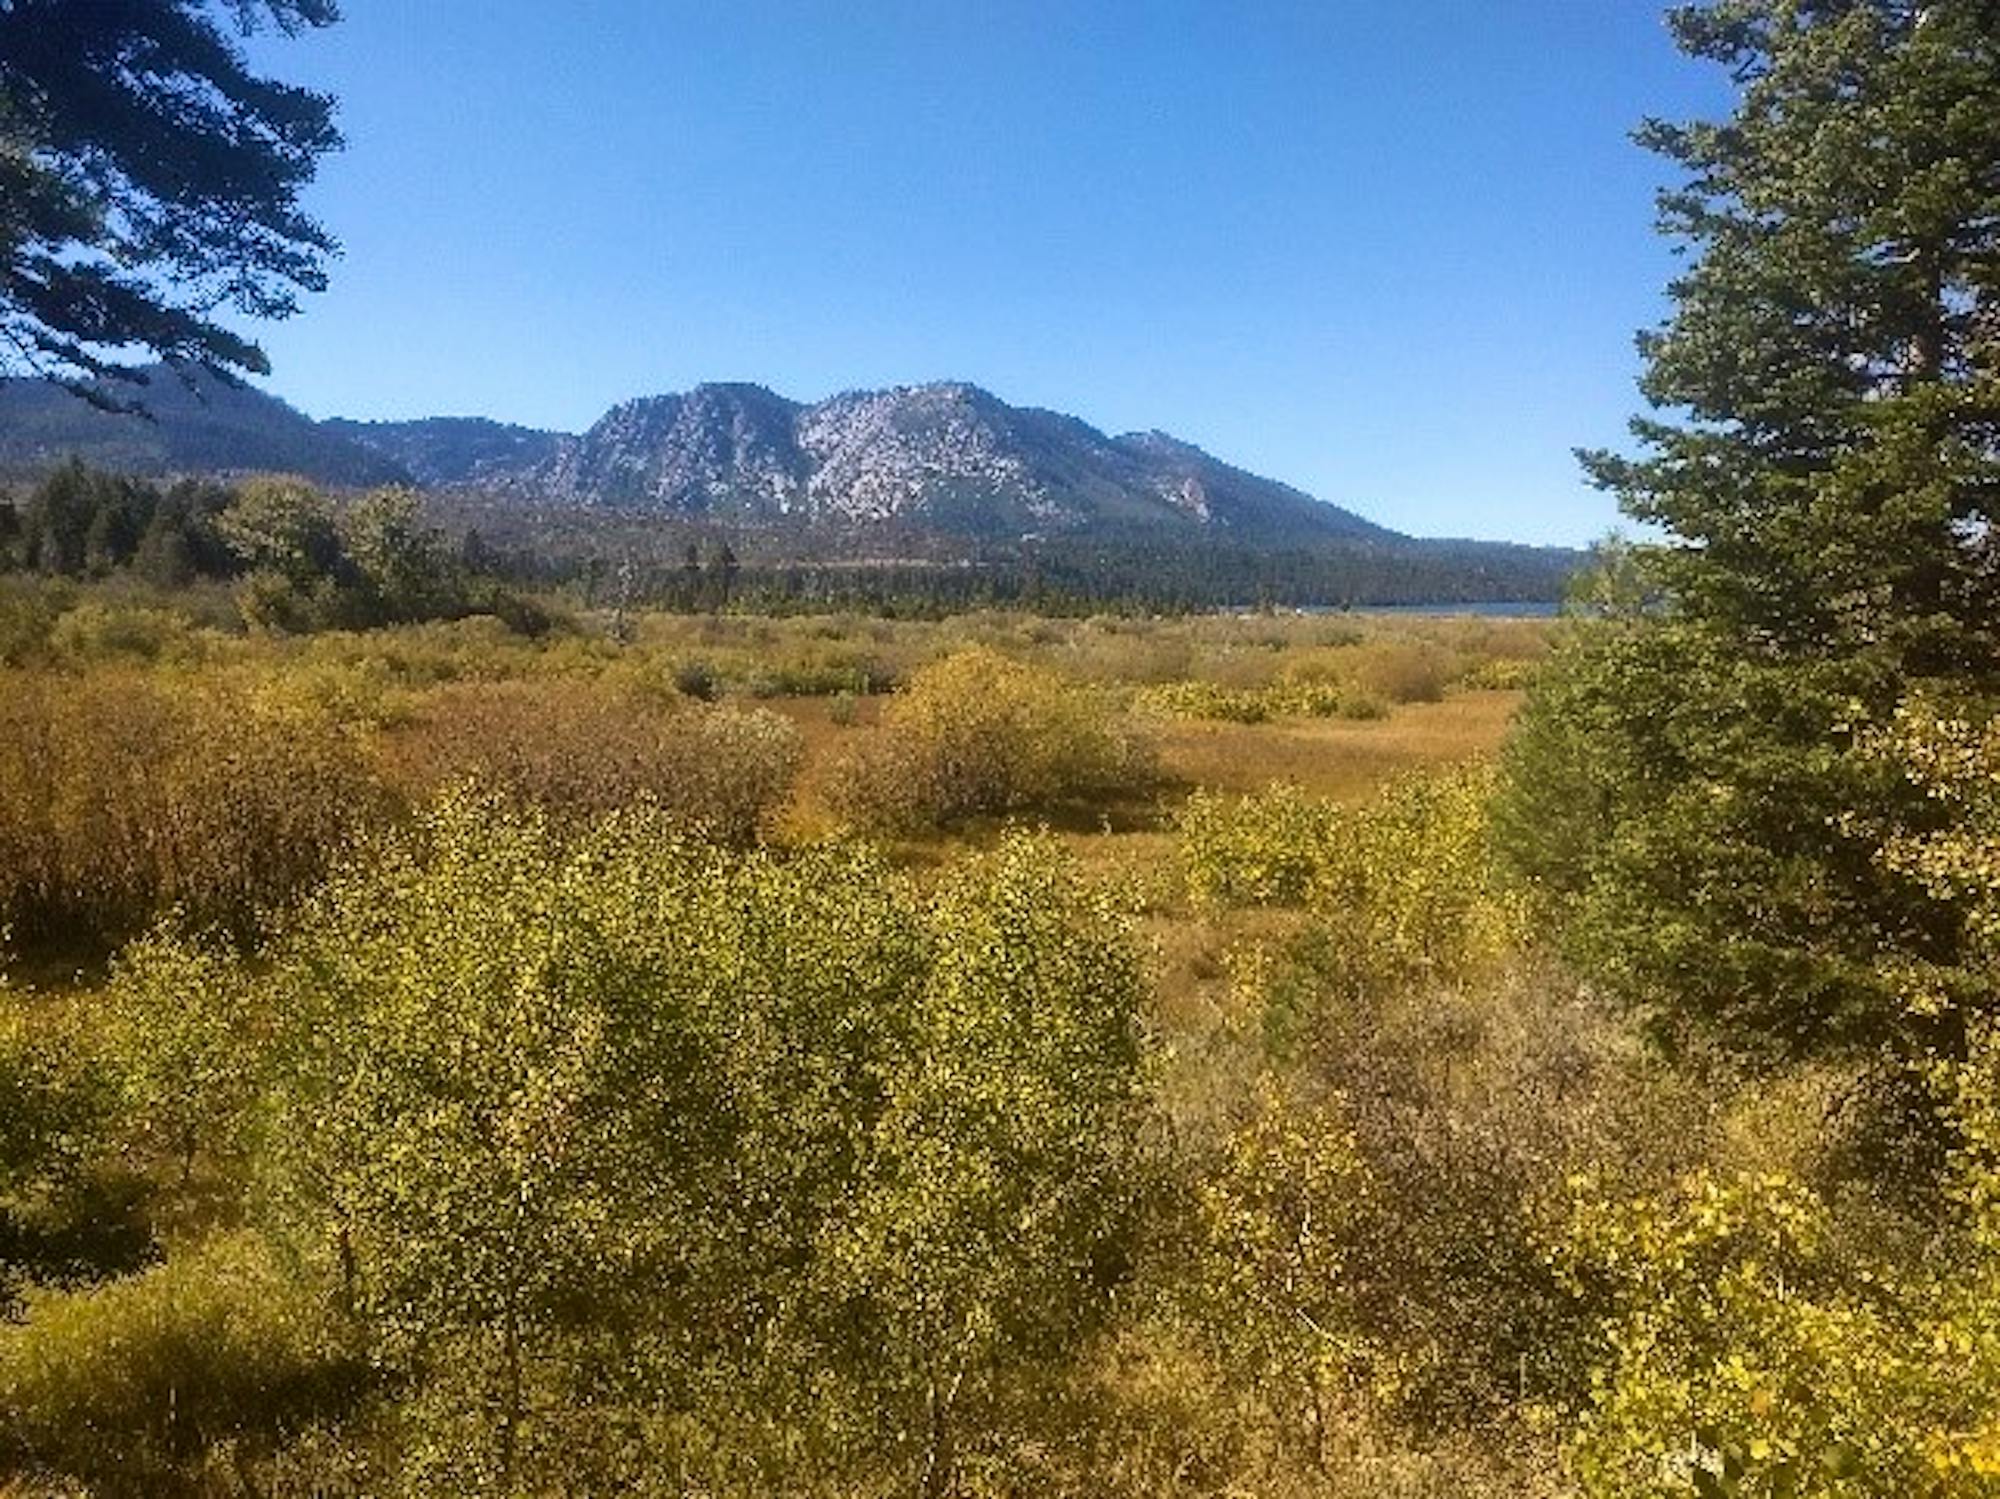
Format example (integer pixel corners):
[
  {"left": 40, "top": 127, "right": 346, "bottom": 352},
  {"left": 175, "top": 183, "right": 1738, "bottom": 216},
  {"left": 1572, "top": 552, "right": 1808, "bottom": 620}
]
[{"left": 242, "top": 3, "right": 1729, "bottom": 546}]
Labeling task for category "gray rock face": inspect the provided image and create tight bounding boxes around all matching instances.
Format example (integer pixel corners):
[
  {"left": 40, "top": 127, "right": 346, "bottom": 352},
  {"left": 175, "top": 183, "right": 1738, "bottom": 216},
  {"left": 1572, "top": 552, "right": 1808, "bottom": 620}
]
[
  {"left": 519, "top": 380, "right": 1393, "bottom": 542},
  {"left": 537, "top": 383, "right": 807, "bottom": 514},
  {"left": 1, "top": 371, "right": 1395, "bottom": 544}
]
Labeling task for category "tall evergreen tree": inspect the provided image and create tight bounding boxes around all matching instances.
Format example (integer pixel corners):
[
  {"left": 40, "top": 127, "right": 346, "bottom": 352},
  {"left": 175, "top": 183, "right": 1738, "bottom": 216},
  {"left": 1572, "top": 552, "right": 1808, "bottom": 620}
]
[
  {"left": 133, "top": 506, "right": 196, "bottom": 589},
  {"left": 0, "top": 1, "right": 342, "bottom": 403},
  {"left": 1502, "top": 0, "right": 2000, "bottom": 1065},
  {"left": 1589, "top": 0, "right": 2000, "bottom": 669}
]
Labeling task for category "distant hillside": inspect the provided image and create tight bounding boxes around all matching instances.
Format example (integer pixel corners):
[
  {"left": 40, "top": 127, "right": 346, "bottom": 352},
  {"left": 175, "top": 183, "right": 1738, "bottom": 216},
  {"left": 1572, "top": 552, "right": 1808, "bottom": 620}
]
[
  {"left": 321, "top": 415, "right": 571, "bottom": 487},
  {"left": 0, "top": 368, "right": 410, "bottom": 488}
]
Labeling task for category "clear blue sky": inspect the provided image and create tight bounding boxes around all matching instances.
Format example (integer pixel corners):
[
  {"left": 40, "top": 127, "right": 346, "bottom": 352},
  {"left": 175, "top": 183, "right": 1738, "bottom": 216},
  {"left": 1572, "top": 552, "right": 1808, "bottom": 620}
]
[{"left": 242, "top": 2, "right": 1729, "bottom": 546}]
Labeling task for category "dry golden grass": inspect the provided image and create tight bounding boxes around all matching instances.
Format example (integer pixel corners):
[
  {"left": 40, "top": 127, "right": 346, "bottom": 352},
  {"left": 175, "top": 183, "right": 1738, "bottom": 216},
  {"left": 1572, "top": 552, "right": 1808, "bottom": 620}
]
[{"left": 1158, "top": 689, "right": 1524, "bottom": 801}]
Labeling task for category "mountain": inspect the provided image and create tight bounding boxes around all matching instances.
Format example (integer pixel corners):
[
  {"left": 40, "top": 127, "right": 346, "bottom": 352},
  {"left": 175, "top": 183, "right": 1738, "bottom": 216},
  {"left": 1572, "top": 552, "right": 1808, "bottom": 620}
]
[
  {"left": 0, "top": 367, "right": 410, "bottom": 488},
  {"left": 1, "top": 371, "right": 1487, "bottom": 554},
  {"left": 320, "top": 416, "right": 571, "bottom": 487},
  {"left": 533, "top": 383, "right": 805, "bottom": 513},
  {"left": 507, "top": 380, "right": 1397, "bottom": 544}
]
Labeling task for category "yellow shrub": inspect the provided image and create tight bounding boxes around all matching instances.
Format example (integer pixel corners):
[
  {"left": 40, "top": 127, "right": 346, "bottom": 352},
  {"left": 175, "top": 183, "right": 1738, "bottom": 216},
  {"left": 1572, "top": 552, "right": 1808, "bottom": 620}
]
[
  {"left": 1177, "top": 783, "right": 1343, "bottom": 906},
  {"left": 0, "top": 670, "right": 384, "bottom": 942},
  {"left": 1303, "top": 765, "right": 1526, "bottom": 991},
  {"left": 1179, "top": 767, "right": 1526, "bottom": 995},
  {"left": 828, "top": 647, "right": 1154, "bottom": 829},
  {"left": 384, "top": 677, "right": 801, "bottom": 841},
  {"left": 1552, "top": 1169, "right": 2000, "bottom": 1498}
]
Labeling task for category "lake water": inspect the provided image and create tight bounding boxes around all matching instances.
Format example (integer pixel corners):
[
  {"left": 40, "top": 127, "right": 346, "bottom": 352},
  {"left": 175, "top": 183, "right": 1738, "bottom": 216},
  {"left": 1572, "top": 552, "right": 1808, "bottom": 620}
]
[
  {"left": 1239, "top": 600, "right": 1561, "bottom": 619},
  {"left": 1349, "top": 600, "right": 1561, "bottom": 618}
]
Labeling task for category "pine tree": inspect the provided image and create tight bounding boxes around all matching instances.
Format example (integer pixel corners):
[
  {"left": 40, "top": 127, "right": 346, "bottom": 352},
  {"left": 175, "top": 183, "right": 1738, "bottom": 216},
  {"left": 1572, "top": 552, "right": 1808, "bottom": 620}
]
[
  {"left": 0, "top": 1, "right": 341, "bottom": 403},
  {"left": 1503, "top": 0, "right": 2000, "bottom": 1066},
  {"left": 1584, "top": 0, "right": 2000, "bottom": 671},
  {"left": 713, "top": 541, "right": 740, "bottom": 609},
  {"left": 134, "top": 508, "right": 197, "bottom": 589}
]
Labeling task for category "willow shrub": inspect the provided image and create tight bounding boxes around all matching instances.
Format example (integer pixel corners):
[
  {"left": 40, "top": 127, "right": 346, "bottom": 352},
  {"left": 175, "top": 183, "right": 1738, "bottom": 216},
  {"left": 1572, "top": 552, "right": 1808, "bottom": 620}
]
[
  {"left": 382, "top": 676, "right": 802, "bottom": 841},
  {"left": 827, "top": 647, "right": 1155, "bottom": 831},
  {"left": 0, "top": 670, "right": 384, "bottom": 945},
  {"left": 1170, "top": 962, "right": 1700, "bottom": 1461},
  {"left": 1178, "top": 767, "right": 1524, "bottom": 996},
  {"left": 257, "top": 797, "right": 1150, "bottom": 1494},
  {"left": 100, "top": 928, "right": 260, "bottom": 1185},
  {"left": 1181, "top": 1078, "right": 1375, "bottom": 1474}
]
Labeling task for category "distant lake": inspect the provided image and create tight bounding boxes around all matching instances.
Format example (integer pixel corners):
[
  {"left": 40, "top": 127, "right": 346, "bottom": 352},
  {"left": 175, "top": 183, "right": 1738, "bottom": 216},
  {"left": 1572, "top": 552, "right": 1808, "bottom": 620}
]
[
  {"left": 1352, "top": 600, "right": 1561, "bottom": 618},
  {"left": 1251, "top": 600, "right": 1562, "bottom": 619}
]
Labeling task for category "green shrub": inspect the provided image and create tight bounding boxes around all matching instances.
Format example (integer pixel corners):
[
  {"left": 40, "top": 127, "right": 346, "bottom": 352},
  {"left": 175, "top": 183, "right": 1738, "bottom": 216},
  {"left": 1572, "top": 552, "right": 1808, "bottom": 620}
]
[
  {"left": 0, "top": 992, "right": 141, "bottom": 1309},
  {"left": 1137, "top": 678, "right": 1387, "bottom": 724},
  {"left": 829, "top": 647, "right": 1154, "bottom": 830},
  {"left": 1298, "top": 765, "right": 1526, "bottom": 998},
  {"left": 259, "top": 798, "right": 1150, "bottom": 1493},
  {"left": 1458, "top": 656, "right": 1539, "bottom": 691},
  {"left": 1182, "top": 1078, "right": 1374, "bottom": 1472},
  {"left": 1346, "top": 641, "right": 1454, "bottom": 705},
  {"left": 47, "top": 602, "right": 207, "bottom": 666},
  {"left": 0, "top": 577, "right": 70, "bottom": 667},
  {"left": 671, "top": 656, "right": 719, "bottom": 700},
  {"left": 1137, "top": 679, "right": 1274, "bottom": 723},
  {"left": 101, "top": 928, "right": 260, "bottom": 1184}
]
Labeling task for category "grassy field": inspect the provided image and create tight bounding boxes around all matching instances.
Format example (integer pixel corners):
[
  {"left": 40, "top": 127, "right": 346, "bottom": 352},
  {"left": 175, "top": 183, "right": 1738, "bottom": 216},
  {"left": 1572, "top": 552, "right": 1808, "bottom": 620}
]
[
  {"left": 7, "top": 596, "right": 1971, "bottom": 1497},
  {"left": 3, "top": 595, "right": 1627, "bottom": 1498}
]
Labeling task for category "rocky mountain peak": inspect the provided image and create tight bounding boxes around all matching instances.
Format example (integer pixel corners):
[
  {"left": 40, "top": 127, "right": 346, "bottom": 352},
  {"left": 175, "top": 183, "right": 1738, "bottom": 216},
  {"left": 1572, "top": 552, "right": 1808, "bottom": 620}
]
[{"left": 0, "top": 371, "right": 1400, "bottom": 547}]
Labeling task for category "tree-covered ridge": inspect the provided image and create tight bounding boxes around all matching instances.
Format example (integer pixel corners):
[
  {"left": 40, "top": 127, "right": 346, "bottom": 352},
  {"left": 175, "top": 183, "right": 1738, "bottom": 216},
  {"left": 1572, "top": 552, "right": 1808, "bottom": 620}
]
[
  {"left": 0, "top": 460, "right": 552, "bottom": 633},
  {"left": 0, "top": 368, "right": 409, "bottom": 487},
  {"left": 2, "top": 458, "right": 1578, "bottom": 615}
]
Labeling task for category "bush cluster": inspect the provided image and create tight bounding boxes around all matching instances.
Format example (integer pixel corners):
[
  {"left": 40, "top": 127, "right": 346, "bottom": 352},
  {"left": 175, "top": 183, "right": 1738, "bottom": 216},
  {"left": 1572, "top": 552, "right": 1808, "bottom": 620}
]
[
  {"left": 382, "top": 677, "right": 802, "bottom": 841},
  {"left": 829, "top": 647, "right": 1155, "bottom": 829},
  {"left": 237, "top": 802, "right": 1149, "bottom": 1494},
  {"left": 0, "top": 670, "right": 384, "bottom": 943}
]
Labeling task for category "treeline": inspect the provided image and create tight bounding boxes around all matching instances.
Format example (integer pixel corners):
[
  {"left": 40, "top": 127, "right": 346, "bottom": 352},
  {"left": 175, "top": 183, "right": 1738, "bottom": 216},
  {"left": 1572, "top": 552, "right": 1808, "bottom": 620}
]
[
  {"left": 1, "top": 460, "right": 548, "bottom": 633},
  {"left": 542, "top": 536, "right": 1576, "bottom": 619},
  {"left": 3, "top": 460, "right": 1576, "bottom": 622}
]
